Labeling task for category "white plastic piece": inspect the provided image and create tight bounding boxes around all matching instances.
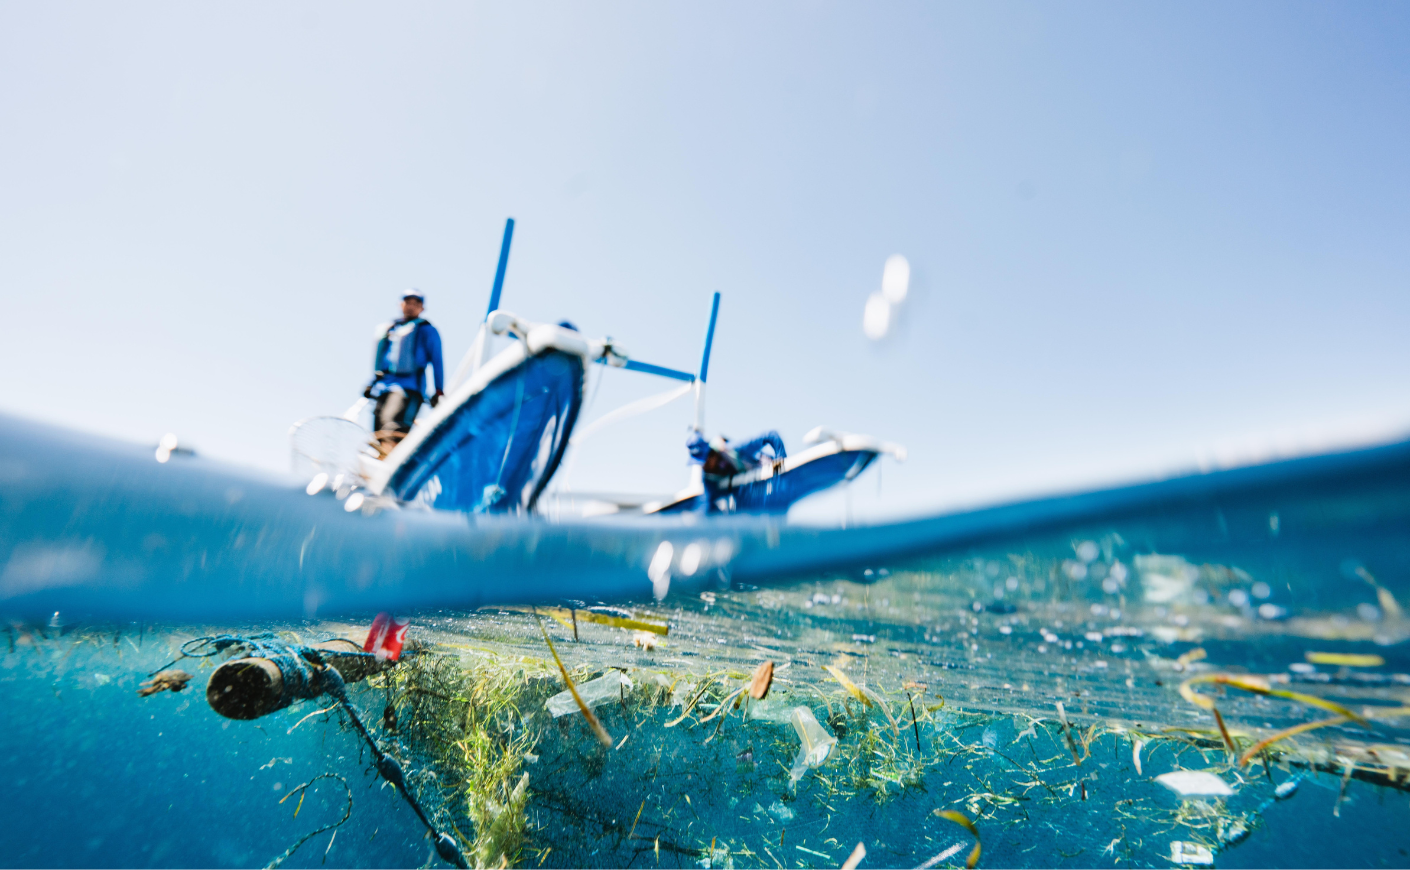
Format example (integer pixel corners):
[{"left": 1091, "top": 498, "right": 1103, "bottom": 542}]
[
  {"left": 1169, "top": 841, "right": 1214, "bottom": 866},
  {"left": 788, "top": 707, "right": 837, "bottom": 785},
  {"left": 546, "top": 671, "right": 633, "bottom": 718},
  {"left": 744, "top": 698, "right": 797, "bottom": 724},
  {"left": 306, "top": 473, "right": 329, "bottom": 496},
  {"left": 1156, "top": 770, "right": 1234, "bottom": 797},
  {"left": 343, "top": 492, "right": 365, "bottom": 512},
  {"left": 670, "top": 681, "right": 697, "bottom": 709}
]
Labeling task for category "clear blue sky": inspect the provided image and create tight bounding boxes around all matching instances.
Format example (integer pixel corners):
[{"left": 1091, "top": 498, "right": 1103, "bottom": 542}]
[{"left": 3, "top": 2, "right": 1408, "bottom": 522}]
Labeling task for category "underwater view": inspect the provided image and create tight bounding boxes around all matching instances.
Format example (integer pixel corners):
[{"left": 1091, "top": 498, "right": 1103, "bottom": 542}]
[{"left": 4, "top": 416, "right": 1410, "bottom": 868}]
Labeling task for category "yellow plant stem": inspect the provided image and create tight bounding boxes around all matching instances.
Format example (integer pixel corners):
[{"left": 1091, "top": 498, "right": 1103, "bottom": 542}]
[
  {"left": 1238, "top": 715, "right": 1351, "bottom": 767},
  {"left": 934, "top": 809, "right": 981, "bottom": 869},
  {"left": 535, "top": 615, "right": 613, "bottom": 748}
]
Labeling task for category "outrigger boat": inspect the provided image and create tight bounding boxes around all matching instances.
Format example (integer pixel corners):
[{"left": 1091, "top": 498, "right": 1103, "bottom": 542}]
[
  {"left": 290, "top": 219, "right": 675, "bottom": 514},
  {"left": 290, "top": 218, "right": 904, "bottom": 517},
  {"left": 640, "top": 425, "right": 907, "bottom": 515},
  {"left": 559, "top": 292, "right": 907, "bottom": 516}
]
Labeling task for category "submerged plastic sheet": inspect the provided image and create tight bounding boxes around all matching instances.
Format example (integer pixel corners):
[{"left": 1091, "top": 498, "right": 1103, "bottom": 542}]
[
  {"left": 386, "top": 348, "right": 583, "bottom": 513},
  {"left": 2, "top": 412, "right": 1410, "bottom": 623}
]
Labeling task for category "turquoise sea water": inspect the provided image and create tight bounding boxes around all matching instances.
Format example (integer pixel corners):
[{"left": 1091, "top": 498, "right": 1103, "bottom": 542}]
[{"left": 3, "top": 415, "right": 1409, "bottom": 868}]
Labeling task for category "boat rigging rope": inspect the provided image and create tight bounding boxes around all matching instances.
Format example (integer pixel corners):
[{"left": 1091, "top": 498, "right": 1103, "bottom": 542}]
[
  {"left": 264, "top": 773, "right": 352, "bottom": 869},
  {"left": 166, "top": 634, "right": 468, "bottom": 869}
]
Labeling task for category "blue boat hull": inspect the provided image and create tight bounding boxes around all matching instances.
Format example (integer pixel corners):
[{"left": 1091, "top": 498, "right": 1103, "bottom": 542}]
[
  {"left": 730, "top": 450, "right": 876, "bottom": 513},
  {"left": 386, "top": 349, "right": 583, "bottom": 513},
  {"left": 653, "top": 449, "right": 878, "bottom": 514}
]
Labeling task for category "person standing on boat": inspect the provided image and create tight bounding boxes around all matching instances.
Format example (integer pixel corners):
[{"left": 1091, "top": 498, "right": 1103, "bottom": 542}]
[
  {"left": 687, "top": 429, "right": 786, "bottom": 512},
  {"left": 364, "top": 290, "right": 445, "bottom": 457}
]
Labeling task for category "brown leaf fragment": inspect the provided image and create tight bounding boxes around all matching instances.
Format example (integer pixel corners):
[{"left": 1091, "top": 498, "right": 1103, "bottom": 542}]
[{"left": 750, "top": 661, "right": 774, "bottom": 700}]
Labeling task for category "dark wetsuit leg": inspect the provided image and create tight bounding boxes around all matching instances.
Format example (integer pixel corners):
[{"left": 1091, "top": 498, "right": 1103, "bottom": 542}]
[{"left": 373, "top": 390, "right": 424, "bottom": 455}]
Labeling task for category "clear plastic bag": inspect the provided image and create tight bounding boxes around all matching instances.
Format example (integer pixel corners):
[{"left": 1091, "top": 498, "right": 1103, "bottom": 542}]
[
  {"left": 787, "top": 706, "right": 837, "bottom": 785},
  {"left": 546, "top": 671, "right": 633, "bottom": 718}
]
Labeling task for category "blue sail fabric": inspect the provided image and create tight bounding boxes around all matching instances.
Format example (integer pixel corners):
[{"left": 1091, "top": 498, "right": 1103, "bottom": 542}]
[{"left": 385, "top": 349, "right": 583, "bottom": 513}]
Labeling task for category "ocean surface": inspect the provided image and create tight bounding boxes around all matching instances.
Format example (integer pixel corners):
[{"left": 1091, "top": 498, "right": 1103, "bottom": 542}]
[{"left": 2, "top": 414, "right": 1409, "bottom": 868}]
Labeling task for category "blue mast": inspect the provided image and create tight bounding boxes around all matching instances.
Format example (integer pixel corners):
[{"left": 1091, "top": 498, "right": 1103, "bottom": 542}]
[
  {"left": 699, "top": 291, "right": 720, "bottom": 383},
  {"left": 694, "top": 292, "right": 720, "bottom": 430},
  {"left": 485, "top": 217, "right": 515, "bottom": 319}
]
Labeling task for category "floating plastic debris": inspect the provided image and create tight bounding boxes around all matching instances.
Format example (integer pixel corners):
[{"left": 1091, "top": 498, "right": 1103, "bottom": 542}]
[
  {"left": 670, "top": 680, "right": 698, "bottom": 709},
  {"left": 537, "top": 617, "right": 613, "bottom": 747},
  {"left": 744, "top": 697, "right": 796, "bottom": 724},
  {"left": 696, "top": 843, "right": 733, "bottom": 869},
  {"left": 1274, "top": 777, "right": 1302, "bottom": 800},
  {"left": 546, "top": 671, "right": 631, "bottom": 718},
  {"left": 1305, "top": 652, "right": 1385, "bottom": 667},
  {"left": 533, "top": 605, "right": 669, "bottom": 636},
  {"left": 1170, "top": 840, "right": 1214, "bottom": 865},
  {"left": 787, "top": 706, "right": 837, "bottom": 785},
  {"left": 1218, "top": 815, "right": 1253, "bottom": 848},
  {"left": 364, "top": 612, "right": 410, "bottom": 662},
  {"left": 1155, "top": 770, "right": 1235, "bottom": 797}
]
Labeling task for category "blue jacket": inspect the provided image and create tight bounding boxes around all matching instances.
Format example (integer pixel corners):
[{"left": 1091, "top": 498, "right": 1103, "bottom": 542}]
[
  {"left": 687, "top": 430, "right": 787, "bottom": 474},
  {"left": 372, "top": 318, "right": 444, "bottom": 397}
]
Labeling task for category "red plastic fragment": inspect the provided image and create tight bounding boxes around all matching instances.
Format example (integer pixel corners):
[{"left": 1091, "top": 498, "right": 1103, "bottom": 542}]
[{"left": 364, "top": 612, "right": 411, "bottom": 661}]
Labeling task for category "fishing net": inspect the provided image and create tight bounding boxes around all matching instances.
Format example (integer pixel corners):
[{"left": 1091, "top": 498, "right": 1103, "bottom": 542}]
[
  {"left": 10, "top": 521, "right": 1410, "bottom": 868},
  {"left": 365, "top": 551, "right": 1410, "bottom": 869}
]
